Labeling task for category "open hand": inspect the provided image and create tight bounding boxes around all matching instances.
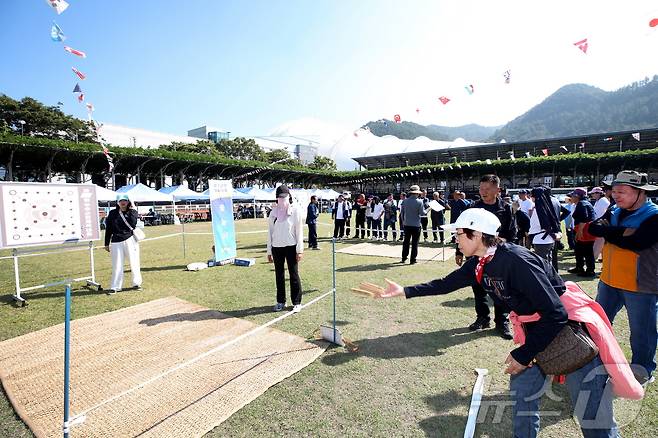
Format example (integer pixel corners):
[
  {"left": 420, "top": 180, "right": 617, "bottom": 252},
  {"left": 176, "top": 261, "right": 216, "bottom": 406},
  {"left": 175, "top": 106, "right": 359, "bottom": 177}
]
[
  {"left": 504, "top": 353, "right": 530, "bottom": 375},
  {"left": 104, "top": 246, "right": 110, "bottom": 253},
  {"left": 267, "top": 254, "right": 273, "bottom": 263},
  {"left": 296, "top": 253, "right": 303, "bottom": 262}
]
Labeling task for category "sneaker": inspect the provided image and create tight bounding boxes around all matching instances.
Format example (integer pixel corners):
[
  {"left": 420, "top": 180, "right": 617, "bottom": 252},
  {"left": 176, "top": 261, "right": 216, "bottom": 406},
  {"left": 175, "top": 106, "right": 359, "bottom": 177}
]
[
  {"left": 468, "top": 317, "right": 491, "bottom": 331},
  {"left": 496, "top": 321, "right": 513, "bottom": 340},
  {"left": 292, "top": 304, "right": 302, "bottom": 313},
  {"left": 273, "top": 302, "right": 285, "bottom": 312},
  {"left": 107, "top": 289, "right": 119, "bottom": 295},
  {"left": 399, "top": 259, "right": 407, "bottom": 264},
  {"left": 409, "top": 260, "right": 417, "bottom": 265},
  {"left": 133, "top": 285, "right": 142, "bottom": 291},
  {"left": 641, "top": 375, "right": 655, "bottom": 389},
  {"left": 312, "top": 247, "right": 321, "bottom": 250},
  {"left": 567, "top": 267, "right": 584, "bottom": 274}
]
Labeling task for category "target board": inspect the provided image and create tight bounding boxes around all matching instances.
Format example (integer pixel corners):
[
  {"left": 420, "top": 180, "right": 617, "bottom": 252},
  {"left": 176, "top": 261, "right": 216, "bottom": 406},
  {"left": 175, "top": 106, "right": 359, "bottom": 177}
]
[{"left": 0, "top": 182, "right": 100, "bottom": 249}]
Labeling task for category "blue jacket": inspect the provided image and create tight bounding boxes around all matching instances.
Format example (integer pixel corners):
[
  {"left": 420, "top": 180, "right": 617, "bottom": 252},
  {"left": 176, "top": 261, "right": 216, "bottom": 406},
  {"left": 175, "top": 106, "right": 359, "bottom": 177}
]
[{"left": 306, "top": 202, "right": 319, "bottom": 225}]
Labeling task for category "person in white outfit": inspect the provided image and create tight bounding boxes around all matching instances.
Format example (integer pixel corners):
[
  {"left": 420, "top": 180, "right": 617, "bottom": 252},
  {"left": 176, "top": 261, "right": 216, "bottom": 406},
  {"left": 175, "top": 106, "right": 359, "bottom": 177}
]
[
  {"left": 104, "top": 193, "right": 142, "bottom": 294},
  {"left": 590, "top": 186, "right": 611, "bottom": 261},
  {"left": 267, "top": 185, "right": 304, "bottom": 313}
]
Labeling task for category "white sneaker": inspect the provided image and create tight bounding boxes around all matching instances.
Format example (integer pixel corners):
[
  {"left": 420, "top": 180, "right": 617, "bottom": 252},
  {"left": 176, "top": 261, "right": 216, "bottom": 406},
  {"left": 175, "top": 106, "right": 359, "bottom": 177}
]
[
  {"left": 292, "top": 304, "right": 302, "bottom": 313},
  {"left": 273, "top": 303, "right": 285, "bottom": 312}
]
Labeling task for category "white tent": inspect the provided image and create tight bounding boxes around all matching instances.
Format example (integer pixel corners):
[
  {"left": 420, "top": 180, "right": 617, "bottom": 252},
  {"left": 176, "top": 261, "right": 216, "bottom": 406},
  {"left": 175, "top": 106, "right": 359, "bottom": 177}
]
[
  {"left": 238, "top": 187, "right": 276, "bottom": 201},
  {"left": 115, "top": 183, "right": 174, "bottom": 203},
  {"left": 95, "top": 185, "right": 117, "bottom": 202},
  {"left": 320, "top": 189, "right": 341, "bottom": 200},
  {"left": 158, "top": 185, "right": 209, "bottom": 201},
  {"left": 201, "top": 188, "right": 255, "bottom": 201}
]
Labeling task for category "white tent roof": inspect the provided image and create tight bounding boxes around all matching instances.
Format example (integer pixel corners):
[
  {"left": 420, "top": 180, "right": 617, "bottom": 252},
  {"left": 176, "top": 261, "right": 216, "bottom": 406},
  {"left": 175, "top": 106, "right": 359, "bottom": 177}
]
[
  {"left": 201, "top": 188, "right": 259, "bottom": 201},
  {"left": 236, "top": 187, "right": 277, "bottom": 201},
  {"left": 115, "top": 183, "right": 174, "bottom": 203},
  {"left": 95, "top": 185, "right": 117, "bottom": 202},
  {"left": 320, "top": 189, "right": 341, "bottom": 199},
  {"left": 158, "top": 185, "right": 209, "bottom": 201}
]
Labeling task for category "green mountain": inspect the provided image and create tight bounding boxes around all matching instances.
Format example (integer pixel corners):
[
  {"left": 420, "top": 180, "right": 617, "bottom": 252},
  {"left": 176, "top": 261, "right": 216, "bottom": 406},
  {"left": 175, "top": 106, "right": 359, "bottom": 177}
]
[
  {"left": 491, "top": 76, "right": 658, "bottom": 141},
  {"left": 363, "top": 76, "right": 658, "bottom": 143},
  {"left": 363, "top": 120, "right": 498, "bottom": 142}
]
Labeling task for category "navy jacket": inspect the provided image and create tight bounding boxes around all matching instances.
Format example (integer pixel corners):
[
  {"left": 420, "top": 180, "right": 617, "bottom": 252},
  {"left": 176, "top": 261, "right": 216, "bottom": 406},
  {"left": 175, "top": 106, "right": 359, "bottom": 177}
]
[{"left": 306, "top": 202, "right": 319, "bottom": 225}]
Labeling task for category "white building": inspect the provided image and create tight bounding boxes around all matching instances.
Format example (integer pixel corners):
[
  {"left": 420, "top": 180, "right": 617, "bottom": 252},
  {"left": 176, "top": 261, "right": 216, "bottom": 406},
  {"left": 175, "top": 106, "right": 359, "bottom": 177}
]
[{"left": 98, "top": 122, "right": 201, "bottom": 149}]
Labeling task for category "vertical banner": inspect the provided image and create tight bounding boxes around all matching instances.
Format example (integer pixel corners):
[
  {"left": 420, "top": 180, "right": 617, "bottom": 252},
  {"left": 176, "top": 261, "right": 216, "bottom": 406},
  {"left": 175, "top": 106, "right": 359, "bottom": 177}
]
[{"left": 208, "top": 179, "right": 237, "bottom": 263}]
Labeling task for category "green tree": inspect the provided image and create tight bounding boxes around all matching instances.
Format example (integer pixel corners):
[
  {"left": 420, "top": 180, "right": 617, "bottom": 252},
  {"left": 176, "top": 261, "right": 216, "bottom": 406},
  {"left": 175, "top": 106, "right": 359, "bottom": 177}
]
[
  {"left": 264, "top": 148, "right": 292, "bottom": 163},
  {"left": 161, "top": 140, "right": 221, "bottom": 156},
  {"left": 216, "top": 137, "right": 265, "bottom": 161},
  {"left": 308, "top": 155, "right": 337, "bottom": 170}
]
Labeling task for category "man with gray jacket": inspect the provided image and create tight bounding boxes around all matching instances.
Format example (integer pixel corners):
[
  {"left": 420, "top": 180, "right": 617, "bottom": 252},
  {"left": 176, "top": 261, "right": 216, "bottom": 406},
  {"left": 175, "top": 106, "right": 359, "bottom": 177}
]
[{"left": 400, "top": 185, "right": 424, "bottom": 264}]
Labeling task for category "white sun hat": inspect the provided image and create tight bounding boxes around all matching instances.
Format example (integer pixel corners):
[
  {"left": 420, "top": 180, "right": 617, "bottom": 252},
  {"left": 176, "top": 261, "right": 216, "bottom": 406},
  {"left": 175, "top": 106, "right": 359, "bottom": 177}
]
[{"left": 441, "top": 208, "right": 501, "bottom": 236}]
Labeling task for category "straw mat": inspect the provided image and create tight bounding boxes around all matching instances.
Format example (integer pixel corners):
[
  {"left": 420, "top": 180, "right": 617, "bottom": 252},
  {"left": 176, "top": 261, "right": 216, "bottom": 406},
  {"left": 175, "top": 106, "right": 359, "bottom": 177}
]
[
  {"left": 336, "top": 242, "right": 455, "bottom": 261},
  {"left": 0, "top": 297, "right": 326, "bottom": 437}
]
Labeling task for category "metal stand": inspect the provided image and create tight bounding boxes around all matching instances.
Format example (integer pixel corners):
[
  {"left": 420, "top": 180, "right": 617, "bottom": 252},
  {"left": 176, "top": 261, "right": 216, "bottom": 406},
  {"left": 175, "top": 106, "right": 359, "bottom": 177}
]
[
  {"left": 63, "top": 284, "right": 71, "bottom": 438},
  {"left": 320, "top": 238, "right": 343, "bottom": 345},
  {"left": 11, "top": 241, "right": 101, "bottom": 307}
]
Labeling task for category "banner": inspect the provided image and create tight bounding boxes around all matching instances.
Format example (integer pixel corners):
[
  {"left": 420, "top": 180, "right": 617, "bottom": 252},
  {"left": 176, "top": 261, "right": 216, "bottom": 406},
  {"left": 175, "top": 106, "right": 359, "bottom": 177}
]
[{"left": 208, "top": 179, "right": 237, "bottom": 263}]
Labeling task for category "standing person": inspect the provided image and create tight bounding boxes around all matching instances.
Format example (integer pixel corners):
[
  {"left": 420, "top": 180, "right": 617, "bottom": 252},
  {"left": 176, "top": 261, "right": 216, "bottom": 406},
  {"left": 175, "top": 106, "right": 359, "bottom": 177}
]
[
  {"left": 365, "top": 195, "right": 374, "bottom": 238},
  {"left": 267, "top": 185, "right": 304, "bottom": 313},
  {"left": 371, "top": 196, "right": 384, "bottom": 240},
  {"left": 397, "top": 192, "right": 406, "bottom": 241},
  {"left": 306, "top": 195, "right": 320, "bottom": 250},
  {"left": 382, "top": 193, "right": 398, "bottom": 241},
  {"left": 400, "top": 185, "right": 424, "bottom": 264},
  {"left": 564, "top": 195, "right": 576, "bottom": 250},
  {"left": 343, "top": 192, "right": 352, "bottom": 238},
  {"left": 354, "top": 193, "right": 367, "bottom": 239},
  {"left": 419, "top": 190, "right": 431, "bottom": 243},
  {"left": 448, "top": 190, "right": 468, "bottom": 243},
  {"left": 104, "top": 194, "right": 143, "bottom": 294},
  {"left": 587, "top": 170, "right": 658, "bottom": 387},
  {"left": 512, "top": 200, "right": 531, "bottom": 246},
  {"left": 568, "top": 188, "right": 596, "bottom": 277},
  {"left": 518, "top": 190, "right": 535, "bottom": 248},
  {"left": 370, "top": 208, "right": 640, "bottom": 438},
  {"left": 591, "top": 186, "right": 611, "bottom": 262},
  {"left": 528, "top": 187, "right": 561, "bottom": 267},
  {"left": 332, "top": 194, "right": 350, "bottom": 239},
  {"left": 430, "top": 191, "right": 449, "bottom": 243},
  {"left": 456, "top": 174, "right": 516, "bottom": 339}
]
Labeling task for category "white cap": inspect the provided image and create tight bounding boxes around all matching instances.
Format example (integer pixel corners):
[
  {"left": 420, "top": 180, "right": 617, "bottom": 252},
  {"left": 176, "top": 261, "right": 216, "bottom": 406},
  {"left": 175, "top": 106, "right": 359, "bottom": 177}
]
[{"left": 441, "top": 208, "right": 501, "bottom": 236}]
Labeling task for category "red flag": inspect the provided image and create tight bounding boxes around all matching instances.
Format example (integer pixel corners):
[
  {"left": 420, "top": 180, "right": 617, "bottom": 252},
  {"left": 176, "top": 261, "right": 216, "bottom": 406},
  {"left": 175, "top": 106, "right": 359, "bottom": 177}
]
[
  {"left": 72, "top": 67, "right": 86, "bottom": 80},
  {"left": 542, "top": 149, "right": 549, "bottom": 156},
  {"left": 650, "top": 18, "right": 658, "bottom": 28},
  {"left": 573, "top": 38, "right": 588, "bottom": 54},
  {"left": 438, "top": 96, "right": 450, "bottom": 105},
  {"left": 394, "top": 114, "right": 401, "bottom": 123},
  {"left": 64, "top": 46, "right": 86, "bottom": 58},
  {"left": 77, "top": 93, "right": 84, "bottom": 103}
]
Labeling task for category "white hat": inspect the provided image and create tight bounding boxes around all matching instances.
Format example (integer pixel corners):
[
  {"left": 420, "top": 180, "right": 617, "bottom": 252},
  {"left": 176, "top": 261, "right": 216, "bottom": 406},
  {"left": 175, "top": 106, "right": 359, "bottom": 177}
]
[{"left": 441, "top": 208, "right": 501, "bottom": 236}]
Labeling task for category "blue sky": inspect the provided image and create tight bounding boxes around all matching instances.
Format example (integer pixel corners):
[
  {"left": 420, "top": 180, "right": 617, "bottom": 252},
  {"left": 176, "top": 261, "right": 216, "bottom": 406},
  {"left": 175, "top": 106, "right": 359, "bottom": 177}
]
[{"left": 2, "top": 1, "right": 657, "bottom": 138}]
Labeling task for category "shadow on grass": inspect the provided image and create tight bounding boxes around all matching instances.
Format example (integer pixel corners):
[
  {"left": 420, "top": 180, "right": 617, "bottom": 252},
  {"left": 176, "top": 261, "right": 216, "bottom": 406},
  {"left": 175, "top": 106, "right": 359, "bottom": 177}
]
[
  {"left": 440, "top": 297, "right": 475, "bottom": 309},
  {"left": 336, "top": 262, "right": 402, "bottom": 273},
  {"left": 322, "top": 327, "right": 492, "bottom": 366},
  {"left": 141, "top": 265, "right": 188, "bottom": 272},
  {"left": 1, "top": 285, "right": 103, "bottom": 304}
]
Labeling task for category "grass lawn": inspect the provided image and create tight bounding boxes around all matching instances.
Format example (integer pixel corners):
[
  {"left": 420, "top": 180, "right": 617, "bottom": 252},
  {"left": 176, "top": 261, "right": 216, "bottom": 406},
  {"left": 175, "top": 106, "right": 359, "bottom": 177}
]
[{"left": 1, "top": 213, "right": 656, "bottom": 437}]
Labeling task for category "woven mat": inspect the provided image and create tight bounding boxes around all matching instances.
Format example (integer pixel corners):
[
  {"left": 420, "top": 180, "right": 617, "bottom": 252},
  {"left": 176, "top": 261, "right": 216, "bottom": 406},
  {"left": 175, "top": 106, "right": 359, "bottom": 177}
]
[
  {"left": 0, "top": 297, "right": 326, "bottom": 438},
  {"left": 336, "top": 242, "right": 455, "bottom": 261}
]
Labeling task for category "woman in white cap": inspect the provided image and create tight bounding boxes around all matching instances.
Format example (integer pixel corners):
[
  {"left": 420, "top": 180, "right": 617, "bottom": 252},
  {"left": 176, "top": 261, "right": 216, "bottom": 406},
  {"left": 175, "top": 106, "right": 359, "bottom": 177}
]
[
  {"left": 104, "top": 193, "right": 143, "bottom": 294},
  {"left": 361, "top": 207, "right": 642, "bottom": 437}
]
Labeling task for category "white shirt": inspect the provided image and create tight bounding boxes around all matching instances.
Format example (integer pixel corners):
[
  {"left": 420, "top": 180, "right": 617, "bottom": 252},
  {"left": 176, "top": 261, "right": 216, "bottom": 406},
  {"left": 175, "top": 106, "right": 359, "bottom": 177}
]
[
  {"left": 520, "top": 198, "right": 534, "bottom": 216},
  {"left": 372, "top": 203, "right": 385, "bottom": 220},
  {"left": 266, "top": 206, "right": 304, "bottom": 255},
  {"left": 529, "top": 209, "right": 556, "bottom": 244},
  {"left": 335, "top": 201, "right": 346, "bottom": 220},
  {"left": 593, "top": 197, "right": 611, "bottom": 220}
]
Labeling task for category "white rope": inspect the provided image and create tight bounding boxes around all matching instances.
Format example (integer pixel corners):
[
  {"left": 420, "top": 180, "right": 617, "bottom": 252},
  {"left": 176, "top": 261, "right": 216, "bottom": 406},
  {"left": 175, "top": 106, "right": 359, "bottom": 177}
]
[{"left": 69, "top": 288, "right": 335, "bottom": 423}]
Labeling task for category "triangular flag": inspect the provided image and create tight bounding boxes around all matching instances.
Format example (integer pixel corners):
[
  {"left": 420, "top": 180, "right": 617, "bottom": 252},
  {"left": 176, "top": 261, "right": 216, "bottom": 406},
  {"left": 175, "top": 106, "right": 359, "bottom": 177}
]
[
  {"left": 503, "top": 70, "right": 511, "bottom": 84},
  {"left": 77, "top": 93, "right": 84, "bottom": 103},
  {"left": 71, "top": 67, "right": 86, "bottom": 80},
  {"left": 64, "top": 46, "right": 86, "bottom": 58},
  {"left": 438, "top": 96, "right": 450, "bottom": 105},
  {"left": 632, "top": 132, "right": 640, "bottom": 141},
  {"left": 560, "top": 146, "right": 569, "bottom": 152},
  {"left": 542, "top": 149, "right": 549, "bottom": 156},
  {"left": 650, "top": 18, "right": 658, "bottom": 28},
  {"left": 573, "top": 38, "right": 588, "bottom": 54},
  {"left": 464, "top": 84, "right": 475, "bottom": 95},
  {"left": 45, "top": 0, "right": 69, "bottom": 15},
  {"left": 72, "top": 83, "right": 82, "bottom": 93},
  {"left": 50, "top": 22, "right": 65, "bottom": 42},
  {"left": 86, "top": 103, "right": 94, "bottom": 112}
]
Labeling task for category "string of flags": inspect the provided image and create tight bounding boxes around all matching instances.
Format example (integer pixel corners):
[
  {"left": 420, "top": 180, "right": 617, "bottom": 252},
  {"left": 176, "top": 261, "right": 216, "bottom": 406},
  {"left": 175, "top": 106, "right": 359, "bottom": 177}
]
[{"left": 45, "top": 1, "right": 110, "bottom": 172}]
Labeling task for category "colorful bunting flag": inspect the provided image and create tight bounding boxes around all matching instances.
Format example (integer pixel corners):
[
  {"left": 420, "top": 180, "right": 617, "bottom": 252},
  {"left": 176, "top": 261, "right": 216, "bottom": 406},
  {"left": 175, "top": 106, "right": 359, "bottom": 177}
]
[
  {"left": 602, "top": 137, "right": 613, "bottom": 141},
  {"left": 45, "top": 0, "right": 69, "bottom": 15},
  {"left": 542, "top": 149, "right": 549, "bottom": 156},
  {"left": 393, "top": 114, "right": 401, "bottom": 123},
  {"left": 464, "top": 84, "right": 475, "bottom": 95},
  {"left": 64, "top": 46, "right": 86, "bottom": 58},
  {"left": 72, "top": 83, "right": 82, "bottom": 93},
  {"left": 650, "top": 18, "right": 658, "bottom": 28},
  {"left": 503, "top": 70, "right": 511, "bottom": 84},
  {"left": 560, "top": 146, "right": 569, "bottom": 152},
  {"left": 72, "top": 67, "right": 86, "bottom": 80},
  {"left": 438, "top": 96, "right": 450, "bottom": 105},
  {"left": 573, "top": 38, "right": 588, "bottom": 54},
  {"left": 77, "top": 93, "right": 84, "bottom": 102},
  {"left": 50, "top": 22, "right": 65, "bottom": 42},
  {"left": 632, "top": 132, "right": 640, "bottom": 141}
]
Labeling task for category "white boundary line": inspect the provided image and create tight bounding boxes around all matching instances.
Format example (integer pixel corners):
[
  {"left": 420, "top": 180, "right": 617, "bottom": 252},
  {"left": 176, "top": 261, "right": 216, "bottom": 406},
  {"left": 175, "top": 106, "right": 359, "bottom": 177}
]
[{"left": 69, "top": 288, "right": 335, "bottom": 423}]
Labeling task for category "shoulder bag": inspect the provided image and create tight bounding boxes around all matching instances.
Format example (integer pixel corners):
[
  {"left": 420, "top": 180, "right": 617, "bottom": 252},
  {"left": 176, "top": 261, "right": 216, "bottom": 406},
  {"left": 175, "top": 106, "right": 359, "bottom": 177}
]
[
  {"left": 535, "top": 320, "right": 599, "bottom": 375},
  {"left": 119, "top": 210, "right": 145, "bottom": 242}
]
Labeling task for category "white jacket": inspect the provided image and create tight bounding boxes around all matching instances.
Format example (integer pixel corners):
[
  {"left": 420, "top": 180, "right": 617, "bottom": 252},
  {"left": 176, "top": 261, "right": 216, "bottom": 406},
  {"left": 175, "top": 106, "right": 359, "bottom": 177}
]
[{"left": 266, "top": 205, "right": 304, "bottom": 255}]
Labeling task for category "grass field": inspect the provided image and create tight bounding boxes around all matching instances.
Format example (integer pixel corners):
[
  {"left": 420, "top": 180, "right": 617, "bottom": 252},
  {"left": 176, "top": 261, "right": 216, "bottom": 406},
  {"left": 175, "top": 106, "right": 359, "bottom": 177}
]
[{"left": 0, "top": 214, "right": 656, "bottom": 437}]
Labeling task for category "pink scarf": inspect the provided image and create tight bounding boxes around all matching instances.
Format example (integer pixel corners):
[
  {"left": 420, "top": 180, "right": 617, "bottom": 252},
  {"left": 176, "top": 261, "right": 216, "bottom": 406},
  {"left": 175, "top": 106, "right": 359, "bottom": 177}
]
[
  {"left": 509, "top": 281, "right": 644, "bottom": 400},
  {"left": 273, "top": 197, "right": 291, "bottom": 222}
]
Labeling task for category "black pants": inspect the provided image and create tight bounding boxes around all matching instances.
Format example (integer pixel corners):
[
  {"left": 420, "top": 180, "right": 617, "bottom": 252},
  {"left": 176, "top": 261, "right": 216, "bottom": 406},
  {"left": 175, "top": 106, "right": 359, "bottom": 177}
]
[
  {"left": 272, "top": 245, "right": 302, "bottom": 305},
  {"left": 401, "top": 226, "right": 421, "bottom": 262},
  {"left": 345, "top": 217, "right": 351, "bottom": 237},
  {"left": 574, "top": 240, "right": 595, "bottom": 273},
  {"left": 355, "top": 217, "right": 366, "bottom": 238},
  {"left": 431, "top": 213, "right": 445, "bottom": 242},
  {"left": 420, "top": 217, "right": 429, "bottom": 240},
  {"left": 333, "top": 219, "right": 345, "bottom": 238},
  {"left": 307, "top": 223, "right": 317, "bottom": 248},
  {"left": 383, "top": 219, "right": 397, "bottom": 240},
  {"left": 473, "top": 282, "right": 508, "bottom": 324},
  {"left": 366, "top": 217, "right": 372, "bottom": 237}
]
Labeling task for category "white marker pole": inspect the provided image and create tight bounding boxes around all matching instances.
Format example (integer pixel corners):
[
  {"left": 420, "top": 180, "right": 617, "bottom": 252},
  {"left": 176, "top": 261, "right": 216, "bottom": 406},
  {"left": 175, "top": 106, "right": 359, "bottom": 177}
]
[{"left": 464, "top": 368, "right": 488, "bottom": 438}]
